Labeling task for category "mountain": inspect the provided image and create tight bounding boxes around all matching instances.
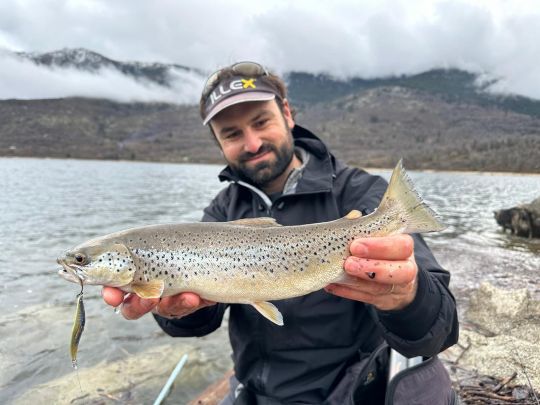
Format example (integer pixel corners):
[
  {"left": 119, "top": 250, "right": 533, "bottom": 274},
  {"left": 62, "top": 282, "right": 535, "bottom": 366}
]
[
  {"left": 16, "top": 48, "right": 203, "bottom": 86},
  {"left": 1, "top": 48, "right": 539, "bottom": 172},
  {"left": 286, "top": 69, "right": 540, "bottom": 119},
  {"left": 13, "top": 48, "right": 540, "bottom": 119}
]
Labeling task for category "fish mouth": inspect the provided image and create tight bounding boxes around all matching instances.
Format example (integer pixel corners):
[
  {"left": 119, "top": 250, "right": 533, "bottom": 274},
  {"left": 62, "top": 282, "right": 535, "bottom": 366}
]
[{"left": 57, "top": 258, "right": 86, "bottom": 283}]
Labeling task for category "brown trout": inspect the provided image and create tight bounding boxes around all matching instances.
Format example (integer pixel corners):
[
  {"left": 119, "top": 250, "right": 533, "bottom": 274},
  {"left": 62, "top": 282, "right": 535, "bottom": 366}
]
[{"left": 58, "top": 160, "right": 445, "bottom": 325}]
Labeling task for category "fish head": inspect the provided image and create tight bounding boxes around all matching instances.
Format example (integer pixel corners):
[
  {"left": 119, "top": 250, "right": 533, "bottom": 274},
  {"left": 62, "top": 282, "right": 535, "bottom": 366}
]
[{"left": 57, "top": 241, "right": 137, "bottom": 287}]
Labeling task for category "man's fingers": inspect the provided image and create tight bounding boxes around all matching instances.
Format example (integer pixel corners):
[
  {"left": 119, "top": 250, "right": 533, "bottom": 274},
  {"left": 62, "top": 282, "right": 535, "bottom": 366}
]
[
  {"left": 122, "top": 294, "right": 159, "bottom": 320},
  {"left": 180, "top": 292, "right": 203, "bottom": 308},
  {"left": 325, "top": 283, "right": 402, "bottom": 309},
  {"left": 332, "top": 278, "right": 398, "bottom": 296},
  {"left": 349, "top": 234, "right": 414, "bottom": 261},
  {"left": 103, "top": 288, "right": 214, "bottom": 320},
  {"left": 154, "top": 293, "right": 216, "bottom": 319},
  {"left": 325, "top": 281, "right": 415, "bottom": 311},
  {"left": 102, "top": 286, "right": 125, "bottom": 307},
  {"left": 344, "top": 256, "right": 417, "bottom": 284}
]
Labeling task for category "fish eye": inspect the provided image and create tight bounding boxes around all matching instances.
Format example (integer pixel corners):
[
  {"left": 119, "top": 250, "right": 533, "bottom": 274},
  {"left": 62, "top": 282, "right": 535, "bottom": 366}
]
[{"left": 74, "top": 254, "right": 86, "bottom": 264}]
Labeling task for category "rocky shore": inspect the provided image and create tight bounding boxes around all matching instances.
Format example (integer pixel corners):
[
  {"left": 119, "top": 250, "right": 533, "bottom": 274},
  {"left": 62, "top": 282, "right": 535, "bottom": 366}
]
[
  {"left": 442, "top": 283, "right": 540, "bottom": 404},
  {"left": 12, "top": 283, "right": 540, "bottom": 404}
]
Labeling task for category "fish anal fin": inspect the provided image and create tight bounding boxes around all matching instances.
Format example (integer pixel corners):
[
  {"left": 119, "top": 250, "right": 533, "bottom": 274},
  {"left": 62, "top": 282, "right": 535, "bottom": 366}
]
[
  {"left": 131, "top": 279, "right": 165, "bottom": 299},
  {"left": 251, "top": 301, "right": 284, "bottom": 326},
  {"left": 229, "top": 217, "right": 282, "bottom": 228},
  {"left": 345, "top": 210, "right": 362, "bottom": 220}
]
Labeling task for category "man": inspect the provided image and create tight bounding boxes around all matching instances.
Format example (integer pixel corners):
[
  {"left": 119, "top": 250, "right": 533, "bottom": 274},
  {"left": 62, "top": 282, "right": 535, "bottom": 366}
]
[{"left": 103, "top": 62, "right": 459, "bottom": 404}]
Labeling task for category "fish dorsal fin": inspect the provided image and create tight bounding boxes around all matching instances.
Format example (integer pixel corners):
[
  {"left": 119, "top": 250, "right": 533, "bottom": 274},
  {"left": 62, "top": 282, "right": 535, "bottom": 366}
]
[
  {"left": 251, "top": 301, "right": 284, "bottom": 326},
  {"left": 229, "top": 217, "right": 282, "bottom": 228},
  {"left": 344, "top": 210, "right": 363, "bottom": 220},
  {"left": 131, "top": 279, "right": 165, "bottom": 299}
]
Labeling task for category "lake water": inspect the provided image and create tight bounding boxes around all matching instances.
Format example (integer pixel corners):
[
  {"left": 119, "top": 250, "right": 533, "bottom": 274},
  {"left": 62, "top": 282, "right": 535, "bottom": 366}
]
[{"left": 0, "top": 158, "right": 538, "bottom": 404}]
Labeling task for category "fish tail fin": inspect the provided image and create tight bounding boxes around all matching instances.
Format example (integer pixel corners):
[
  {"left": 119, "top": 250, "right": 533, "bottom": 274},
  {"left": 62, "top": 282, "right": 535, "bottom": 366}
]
[{"left": 377, "top": 159, "right": 445, "bottom": 234}]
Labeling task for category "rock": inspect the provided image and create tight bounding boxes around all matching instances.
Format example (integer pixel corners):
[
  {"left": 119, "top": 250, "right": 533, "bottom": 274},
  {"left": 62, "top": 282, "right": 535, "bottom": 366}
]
[
  {"left": 494, "top": 197, "right": 540, "bottom": 238},
  {"left": 466, "top": 283, "right": 539, "bottom": 336},
  {"left": 512, "top": 386, "right": 531, "bottom": 400},
  {"left": 449, "top": 283, "right": 540, "bottom": 390}
]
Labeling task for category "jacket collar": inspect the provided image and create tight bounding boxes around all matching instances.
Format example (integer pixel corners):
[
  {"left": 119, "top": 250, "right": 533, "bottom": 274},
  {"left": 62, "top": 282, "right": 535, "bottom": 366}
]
[{"left": 217, "top": 125, "right": 335, "bottom": 194}]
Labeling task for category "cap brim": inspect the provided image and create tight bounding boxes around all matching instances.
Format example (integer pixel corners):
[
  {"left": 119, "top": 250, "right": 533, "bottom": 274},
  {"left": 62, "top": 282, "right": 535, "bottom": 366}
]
[{"left": 203, "top": 92, "right": 276, "bottom": 125}]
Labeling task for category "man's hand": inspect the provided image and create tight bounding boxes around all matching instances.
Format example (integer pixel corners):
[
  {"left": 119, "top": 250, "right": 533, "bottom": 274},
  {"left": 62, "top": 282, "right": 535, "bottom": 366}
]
[
  {"left": 325, "top": 234, "right": 418, "bottom": 311},
  {"left": 102, "top": 287, "right": 216, "bottom": 320}
]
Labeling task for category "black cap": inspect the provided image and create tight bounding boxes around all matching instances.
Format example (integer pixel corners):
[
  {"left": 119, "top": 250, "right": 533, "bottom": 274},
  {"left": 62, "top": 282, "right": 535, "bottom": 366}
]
[{"left": 202, "top": 75, "right": 282, "bottom": 125}]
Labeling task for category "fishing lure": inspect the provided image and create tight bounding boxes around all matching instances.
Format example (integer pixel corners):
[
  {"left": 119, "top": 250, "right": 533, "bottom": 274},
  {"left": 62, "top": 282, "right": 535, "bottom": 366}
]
[{"left": 70, "top": 286, "right": 85, "bottom": 369}]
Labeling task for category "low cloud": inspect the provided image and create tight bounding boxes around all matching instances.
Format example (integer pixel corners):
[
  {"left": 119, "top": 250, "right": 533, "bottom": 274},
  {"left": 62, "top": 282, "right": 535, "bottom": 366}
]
[
  {"left": 1, "top": 0, "right": 540, "bottom": 100},
  {"left": 0, "top": 52, "right": 204, "bottom": 103}
]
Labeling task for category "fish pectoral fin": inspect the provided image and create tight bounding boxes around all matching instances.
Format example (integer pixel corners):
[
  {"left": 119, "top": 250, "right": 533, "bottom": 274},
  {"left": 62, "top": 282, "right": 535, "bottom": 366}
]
[
  {"left": 344, "top": 209, "right": 362, "bottom": 220},
  {"left": 131, "top": 280, "right": 165, "bottom": 299},
  {"left": 229, "top": 217, "right": 282, "bottom": 227},
  {"left": 251, "top": 301, "right": 284, "bottom": 326}
]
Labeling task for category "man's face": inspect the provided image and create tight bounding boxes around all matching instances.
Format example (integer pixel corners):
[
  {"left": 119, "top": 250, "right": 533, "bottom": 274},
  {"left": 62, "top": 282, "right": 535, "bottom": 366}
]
[{"left": 210, "top": 100, "right": 296, "bottom": 188}]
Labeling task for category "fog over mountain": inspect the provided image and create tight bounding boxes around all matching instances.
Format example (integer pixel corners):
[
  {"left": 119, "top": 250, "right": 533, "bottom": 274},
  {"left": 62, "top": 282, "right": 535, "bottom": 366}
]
[
  {"left": 1, "top": 47, "right": 539, "bottom": 108},
  {"left": 0, "top": 49, "right": 204, "bottom": 103}
]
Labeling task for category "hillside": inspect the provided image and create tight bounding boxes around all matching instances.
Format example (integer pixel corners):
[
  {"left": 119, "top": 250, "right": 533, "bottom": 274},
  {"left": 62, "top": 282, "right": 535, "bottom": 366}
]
[
  {"left": 297, "top": 86, "right": 540, "bottom": 172},
  {"left": 2, "top": 87, "right": 539, "bottom": 172},
  {"left": 1, "top": 48, "right": 540, "bottom": 172}
]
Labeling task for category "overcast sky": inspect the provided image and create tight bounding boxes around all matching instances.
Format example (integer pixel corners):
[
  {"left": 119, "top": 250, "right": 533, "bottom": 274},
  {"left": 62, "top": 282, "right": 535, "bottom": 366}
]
[{"left": 1, "top": 0, "right": 540, "bottom": 102}]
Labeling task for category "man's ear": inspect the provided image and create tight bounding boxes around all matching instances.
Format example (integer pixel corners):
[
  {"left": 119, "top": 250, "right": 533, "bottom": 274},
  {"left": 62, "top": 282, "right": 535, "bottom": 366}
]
[
  {"left": 282, "top": 99, "right": 295, "bottom": 128},
  {"left": 209, "top": 124, "right": 223, "bottom": 148}
]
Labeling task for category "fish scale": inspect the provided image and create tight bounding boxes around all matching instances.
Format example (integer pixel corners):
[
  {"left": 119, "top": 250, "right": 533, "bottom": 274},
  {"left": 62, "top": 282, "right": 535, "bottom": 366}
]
[{"left": 58, "top": 160, "right": 445, "bottom": 326}]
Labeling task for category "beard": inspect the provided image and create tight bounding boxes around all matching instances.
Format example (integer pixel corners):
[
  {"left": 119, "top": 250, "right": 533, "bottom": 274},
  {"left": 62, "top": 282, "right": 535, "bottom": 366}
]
[{"left": 229, "top": 129, "right": 295, "bottom": 188}]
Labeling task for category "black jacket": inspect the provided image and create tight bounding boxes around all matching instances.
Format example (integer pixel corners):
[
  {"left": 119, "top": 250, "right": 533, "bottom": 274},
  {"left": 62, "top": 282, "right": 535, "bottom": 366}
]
[{"left": 154, "top": 125, "right": 459, "bottom": 403}]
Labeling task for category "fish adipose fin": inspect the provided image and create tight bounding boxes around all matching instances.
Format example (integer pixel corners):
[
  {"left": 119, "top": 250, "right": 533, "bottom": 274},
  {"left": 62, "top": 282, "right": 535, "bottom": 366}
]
[
  {"left": 131, "top": 279, "right": 165, "bottom": 299},
  {"left": 251, "top": 301, "right": 284, "bottom": 326},
  {"left": 378, "top": 159, "right": 446, "bottom": 234},
  {"left": 229, "top": 217, "right": 282, "bottom": 228}
]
